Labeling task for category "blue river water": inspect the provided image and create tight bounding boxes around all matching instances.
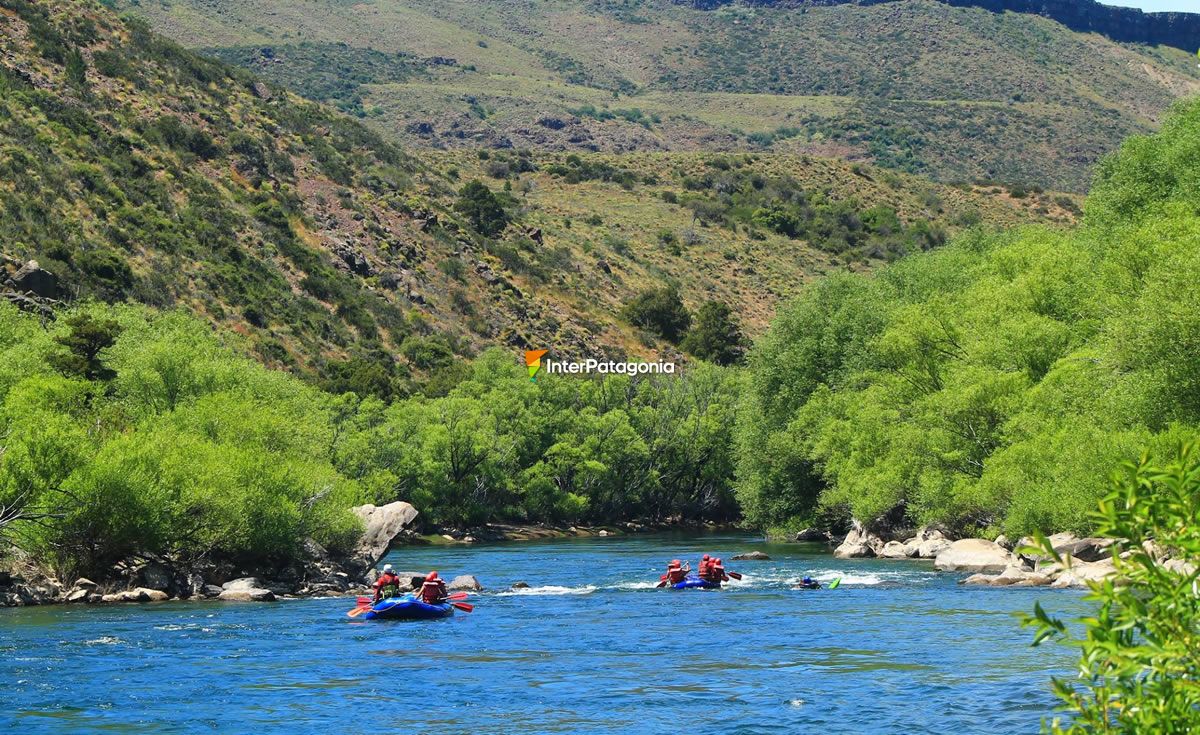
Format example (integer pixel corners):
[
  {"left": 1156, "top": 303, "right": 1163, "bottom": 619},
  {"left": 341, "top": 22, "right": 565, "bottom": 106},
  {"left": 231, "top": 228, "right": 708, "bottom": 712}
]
[{"left": 1, "top": 534, "right": 1089, "bottom": 734}]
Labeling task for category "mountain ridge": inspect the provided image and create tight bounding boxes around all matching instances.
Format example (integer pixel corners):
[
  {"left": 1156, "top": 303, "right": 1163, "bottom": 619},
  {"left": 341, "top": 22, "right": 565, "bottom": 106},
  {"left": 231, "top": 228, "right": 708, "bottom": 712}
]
[{"left": 674, "top": 0, "right": 1200, "bottom": 52}]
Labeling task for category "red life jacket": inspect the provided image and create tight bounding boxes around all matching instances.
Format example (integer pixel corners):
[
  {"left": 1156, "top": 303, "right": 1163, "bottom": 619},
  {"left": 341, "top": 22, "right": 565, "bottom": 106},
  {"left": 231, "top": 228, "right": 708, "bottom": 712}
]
[
  {"left": 699, "top": 559, "right": 713, "bottom": 580},
  {"left": 667, "top": 566, "right": 687, "bottom": 584},
  {"left": 374, "top": 572, "right": 400, "bottom": 590},
  {"left": 710, "top": 564, "right": 727, "bottom": 582},
  {"left": 419, "top": 579, "right": 447, "bottom": 604}
]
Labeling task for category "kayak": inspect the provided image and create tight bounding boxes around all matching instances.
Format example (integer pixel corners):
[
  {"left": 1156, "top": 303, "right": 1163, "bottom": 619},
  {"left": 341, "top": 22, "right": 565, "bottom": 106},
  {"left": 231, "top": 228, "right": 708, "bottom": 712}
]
[
  {"left": 363, "top": 596, "right": 454, "bottom": 620},
  {"left": 672, "top": 577, "right": 721, "bottom": 590}
]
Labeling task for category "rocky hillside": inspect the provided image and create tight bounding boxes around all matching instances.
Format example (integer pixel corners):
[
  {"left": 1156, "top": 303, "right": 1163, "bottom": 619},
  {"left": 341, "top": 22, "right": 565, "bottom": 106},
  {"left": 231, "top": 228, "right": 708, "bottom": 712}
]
[
  {"left": 0, "top": 0, "right": 1066, "bottom": 389},
  {"left": 113, "top": 0, "right": 1200, "bottom": 191}
]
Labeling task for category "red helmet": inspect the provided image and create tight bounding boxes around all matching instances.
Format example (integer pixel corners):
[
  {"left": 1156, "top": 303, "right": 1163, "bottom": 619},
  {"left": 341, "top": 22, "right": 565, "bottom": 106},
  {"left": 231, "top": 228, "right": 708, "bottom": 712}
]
[
  {"left": 426, "top": 571, "right": 439, "bottom": 581},
  {"left": 714, "top": 558, "right": 723, "bottom": 565},
  {"left": 702, "top": 554, "right": 710, "bottom": 561},
  {"left": 669, "top": 559, "right": 681, "bottom": 568}
]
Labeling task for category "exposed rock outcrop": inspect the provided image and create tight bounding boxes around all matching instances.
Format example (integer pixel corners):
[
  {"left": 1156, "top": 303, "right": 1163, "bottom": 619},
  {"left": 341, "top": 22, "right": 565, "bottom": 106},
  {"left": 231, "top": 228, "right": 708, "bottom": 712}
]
[
  {"left": 349, "top": 501, "right": 419, "bottom": 570},
  {"left": 934, "top": 539, "right": 1013, "bottom": 573},
  {"left": 732, "top": 551, "right": 771, "bottom": 561}
]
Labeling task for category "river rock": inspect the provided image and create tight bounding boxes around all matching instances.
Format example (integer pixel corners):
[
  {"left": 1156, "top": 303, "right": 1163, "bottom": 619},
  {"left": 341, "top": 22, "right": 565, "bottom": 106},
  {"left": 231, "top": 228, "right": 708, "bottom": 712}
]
[
  {"left": 65, "top": 588, "right": 92, "bottom": 603},
  {"left": 1050, "top": 559, "right": 1117, "bottom": 589},
  {"left": 447, "top": 575, "right": 483, "bottom": 592},
  {"left": 935, "top": 539, "right": 1013, "bottom": 573},
  {"left": 833, "top": 519, "right": 884, "bottom": 558},
  {"left": 73, "top": 577, "right": 99, "bottom": 592},
  {"left": 833, "top": 542, "right": 874, "bottom": 559},
  {"left": 218, "top": 588, "right": 276, "bottom": 602},
  {"left": 878, "top": 541, "right": 912, "bottom": 559},
  {"left": 222, "top": 577, "right": 263, "bottom": 592},
  {"left": 732, "top": 551, "right": 770, "bottom": 561},
  {"left": 1164, "top": 558, "right": 1198, "bottom": 576},
  {"left": 139, "top": 563, "right": 172, "bottom": 592},
  {"left": 102, "top": 588, "right": 170, "bottom": 603},
  {"left": 794, "top": 528, "right": 828, "bottom": 543},
  {"left": 350, "top": 501, "right": 419, "bottom": 569},
  {"left": 202, "top": 585, "right": 224, "bottom": 598},
  {"left": 907, "top": 527, "right": 952, "bottom": 558},
  {"left": 511, "top": 581, "right": 530, "bottom": 589}
]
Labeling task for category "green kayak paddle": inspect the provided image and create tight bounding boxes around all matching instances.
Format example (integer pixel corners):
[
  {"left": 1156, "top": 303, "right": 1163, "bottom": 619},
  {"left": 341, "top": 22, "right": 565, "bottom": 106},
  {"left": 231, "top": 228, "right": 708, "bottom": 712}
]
[{"left": 828, "top": 577, "right": 842, "bottom": 590}]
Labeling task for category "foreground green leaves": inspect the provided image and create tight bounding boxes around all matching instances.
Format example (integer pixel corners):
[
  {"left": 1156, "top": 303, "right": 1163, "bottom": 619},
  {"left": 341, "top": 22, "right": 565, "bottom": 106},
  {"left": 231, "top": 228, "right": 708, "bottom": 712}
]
[{"left": 1024, "top": 444, "right": 1200, "bottom": 734}]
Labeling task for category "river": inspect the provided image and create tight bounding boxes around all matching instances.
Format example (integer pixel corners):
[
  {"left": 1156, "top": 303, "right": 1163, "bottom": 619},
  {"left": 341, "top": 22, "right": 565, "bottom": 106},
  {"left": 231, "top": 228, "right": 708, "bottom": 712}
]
[{"left": 1, "top": 533, "right": 1088, "bottom": 733}]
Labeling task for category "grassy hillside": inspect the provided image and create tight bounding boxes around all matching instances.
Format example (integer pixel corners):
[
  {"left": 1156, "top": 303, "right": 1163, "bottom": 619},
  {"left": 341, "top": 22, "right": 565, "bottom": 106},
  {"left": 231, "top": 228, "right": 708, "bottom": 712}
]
[
  {"left": 113, "top": 0, "right": 1200, "bottom": 191},
  {"left": 0, "top": 0, "right": 1063, "bottom": 396}
]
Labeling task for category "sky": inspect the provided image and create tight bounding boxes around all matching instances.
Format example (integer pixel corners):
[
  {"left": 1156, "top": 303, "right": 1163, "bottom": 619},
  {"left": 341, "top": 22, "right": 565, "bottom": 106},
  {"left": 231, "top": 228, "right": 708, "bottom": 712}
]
[{"left": 1101, "top": 0, "right": 1200, "bottom": 12}]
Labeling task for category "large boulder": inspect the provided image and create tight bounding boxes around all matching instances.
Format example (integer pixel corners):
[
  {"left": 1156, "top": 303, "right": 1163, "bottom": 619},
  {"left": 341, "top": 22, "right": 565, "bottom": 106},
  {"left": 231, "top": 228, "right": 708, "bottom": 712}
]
[
  {"left": 350, "top": 502, "right": 419, "bottom": 569},
  {"left": 219, "top": 588, "right": 276, "bottom": 602},
  {"left": 934, "top": 539, "right": 1013, "bottom": 573},
  {"left": 878, "top": 541, "right": 912, "bottom": 559},
  {"left": 139, "top": 563, "right": 172, "bottom": 592},
  {"left": 731, "top": 551, "right": 770, "bottom": 561},
  {"left": 221, "top": 577, "right": 263, "bottom": 592},
  {"left": 101, "top": 588, "right": 170, "bottom": 603},
  {"left": 5, "top": 260, "right": 60, "bottom": 299},
  {"left": 906, "top": 527, "right": 952, "bottom": 558},
  {"left": 794, "top": 528, "right": 828, "bottom": 543},
  {"left": 833, "top": 519, "right": 884, "bottom": 558},
  {"left": 833, "top": 542, "right": 874, "bottom": 559},
  {"left": 446, "top": 575, "right": 483, "bottom": 592}
]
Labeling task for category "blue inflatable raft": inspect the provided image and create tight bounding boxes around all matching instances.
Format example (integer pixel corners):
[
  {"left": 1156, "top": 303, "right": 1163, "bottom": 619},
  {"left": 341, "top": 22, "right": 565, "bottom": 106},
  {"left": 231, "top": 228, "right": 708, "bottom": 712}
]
[
  {"left": 364, "top": 596, "right": 454, "bottom": 620},
  {"left": 672, "top": 577, "right": 720, "bottom": 590}
]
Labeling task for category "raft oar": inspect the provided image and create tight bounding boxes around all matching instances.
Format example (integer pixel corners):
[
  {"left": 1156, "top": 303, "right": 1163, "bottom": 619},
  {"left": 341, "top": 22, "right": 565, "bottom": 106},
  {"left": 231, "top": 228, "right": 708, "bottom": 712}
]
[
  {"left": 828, "top": 577, "right": 842, "bottom": 590},
  {"left": 727, "top": 571, "right": 742, "bottom": 581},
  {"left": 451, "top": 601, "right": 474, "bottom": 613}
]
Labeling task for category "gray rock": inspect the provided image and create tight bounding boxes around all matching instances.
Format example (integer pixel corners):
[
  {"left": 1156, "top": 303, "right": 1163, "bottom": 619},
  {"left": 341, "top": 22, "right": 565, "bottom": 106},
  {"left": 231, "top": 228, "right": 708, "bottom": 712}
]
[
  {"left": 6, "top": 260, "right": 60, "bottom": 299},
  {"left": 511, "top": 581, "right": 530, "bottom": 589},
  {"left": 833, "top": 542, "right": 874, "bottom": 559},
  {"left": 446, "top": 575, "right": 483, "bottom": 592},
  {"left": 73, "top": 577, "right": 99, "bottom": 592},
  {"left": 794, "top": 528, "right": 828, "bottom": 543},
  {"left": 878, "top": 541, "right": 911, "bottom": 559},
  {"left": 350, "top": 501, "right": 419, "bottom": 570},
  {"left": 202, "top": 585, "right": 224, "bottom": 598},
  {"left": 731, "top": 551, "right": 770, "bottom": 561},
  {"left": 218, "top": 588, "right": 276, "bottom": 602},
  {"left": 101, "top": 588, "right": 170, "bottom": 603},
  {"left": 934, "top": 539, "right": 1013, "bottom": 573},
  {"left": 65, "top": 588, "right": 92, "bottom": 603},
  {"left": 139, "top": 563, "right": 172, "bottom": 592},
  {"left": 221, "top": 577, "right": 263, "bottom": 592}
]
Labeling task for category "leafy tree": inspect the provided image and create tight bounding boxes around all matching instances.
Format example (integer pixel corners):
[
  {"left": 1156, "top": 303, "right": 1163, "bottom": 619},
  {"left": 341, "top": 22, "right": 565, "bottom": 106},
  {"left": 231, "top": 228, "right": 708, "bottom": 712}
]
[
  {"left": 455, "top": 180, "right": 509, "bottom": 237},
  {"left": 1024, "top": 443, "right": 1200, "bottom": 733},
  {"left": 622, "top": 285, "right": 691, "bottom": 343},
  {"left": 681, "top": 300, "right": 748, "bottom": 366}
]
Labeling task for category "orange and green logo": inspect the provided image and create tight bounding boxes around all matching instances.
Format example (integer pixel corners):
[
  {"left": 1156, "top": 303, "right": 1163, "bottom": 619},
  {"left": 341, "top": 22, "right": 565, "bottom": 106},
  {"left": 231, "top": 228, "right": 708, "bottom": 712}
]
[{"left": 525, "top": 349, "right": 549, "bottom": 382}]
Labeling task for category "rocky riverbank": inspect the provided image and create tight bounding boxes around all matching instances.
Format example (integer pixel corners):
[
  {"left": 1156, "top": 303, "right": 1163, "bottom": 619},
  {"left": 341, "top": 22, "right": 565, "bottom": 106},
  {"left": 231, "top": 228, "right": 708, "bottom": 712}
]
[
  {"left": 816, "top": 520, "right": 1199, "bottom": 589},
  {"left": 0, "top": 501, "right": 427, "bottom": 608}
]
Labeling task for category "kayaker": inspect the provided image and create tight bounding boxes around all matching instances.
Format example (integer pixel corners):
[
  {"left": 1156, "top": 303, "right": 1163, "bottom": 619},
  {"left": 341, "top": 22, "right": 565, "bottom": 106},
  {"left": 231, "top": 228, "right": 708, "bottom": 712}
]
[
  {"left": 662, "top": 559, "right": 690, "bottom": 585},
  {"left": 796, "top": 576, "right": 821, "bottom": 590},
  {"left": 418, "top": 571, "right": 449, "bottom": 604},
  {"left": 373, "top": 564, "right": 402, "bottom": 602}
]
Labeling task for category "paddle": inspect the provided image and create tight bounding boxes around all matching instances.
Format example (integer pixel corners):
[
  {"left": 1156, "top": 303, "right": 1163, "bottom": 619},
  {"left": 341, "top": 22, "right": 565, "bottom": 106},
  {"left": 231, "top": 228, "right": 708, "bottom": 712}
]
[
  {"left": 450, "top": 601, "right": 474, "bottom": 613},
  {"left": 727, "top": 571, "right": 742, "bottom": 581},
  {"left": 828, "top": 577, "right": 842, "bottom": 590}
]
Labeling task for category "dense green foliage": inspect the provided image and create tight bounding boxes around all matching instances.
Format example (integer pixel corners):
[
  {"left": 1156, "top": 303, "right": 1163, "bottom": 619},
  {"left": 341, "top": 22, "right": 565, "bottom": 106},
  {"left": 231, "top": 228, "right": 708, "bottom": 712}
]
[
  {"left": 1025, "top": 444, "right": 1200, "bottom": 733},
  {"left": 455, "top": 180, "right": 511, "bottom": 237},
  {"left": 0, "top": 304, "right": 365, "bottom": 578},
  {"left": 622, "top": 285, "right": 692, "bottom": 343},
  {"left": 0, "top": 303, "right": 740, "bottom": 577},
  {"left": 736, "top": 99, "right": 1200, "bottom": 537},
  {"left": 681, "top": 301, "right": 748, "bottom": 367}
]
